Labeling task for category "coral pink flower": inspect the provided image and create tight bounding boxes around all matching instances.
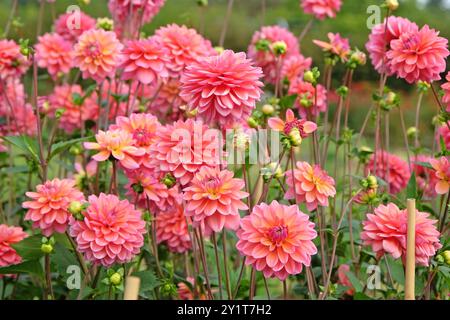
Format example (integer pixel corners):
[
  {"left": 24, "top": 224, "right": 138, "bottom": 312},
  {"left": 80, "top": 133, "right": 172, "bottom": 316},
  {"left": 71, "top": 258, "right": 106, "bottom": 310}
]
[
  {"left": 281, "top": 54, "right": 312, "bottom": 83},
  {"left": 301, "top": 0, "right": 342, "bottom": 20},
  {"left": 120, "top": 37, "right": 169, "bottom": 84},
  {"left": 366, "top": 16, "right": 418, "bottom": 75},
  {"left": 285, "top": 161, "right": 336, "bottom": 211},
  {"left": 441, "top": 72, "right": 450, "bottom": 112},
  {"left": 0, "top": 224, "right": 27, "bottom": 268},
  {"left": 180, "top": 50, "right": 263, "bottom": 128},
  {"left": 387, "top": 25, "right": 449, "bottom": 84},
  {"left": 268, "top": 109, "right": 317, "bottom": 137},
  {"left": 289, "top": 79, "right": 328, "bottom": 118},
  {"left": 437, "top": 122, "right": 450, "bottom": 150},
  {"left": 69, "top": 193, "right": 146, "bottom": 267},
  {"left": 147, "top": 78, "right": 189, "bottom": 120},
  {"left": 337, "top": 264, "right": 354, "bottom": 296},
  {"left": 23, "top": 179, "right": 84, "bottom": 236},
  {"left": 84, "top": 129, "right": 146, "bottom": 170},
  {"left": 184, "top": 166, "right": 248, "bottom": 234},
  {"left": 156, "top": 203, "right": 191, "bottom": 253},
  {"left": 0, "top": 78, "right": 25, "bottom": 117},
  {"left": 35, "top": 33, "right": 74, "bottom": 80},
  {"left": 248, "top": 26, "right": 300, "bottom": 84},
  {"left": 366, "top": 151, "right": 410, "bottom": 194},
  {"left": 414, "top": 155, "right": 438, "bottom": 198},
  {"left": 361, "top": 203, "right": 442, "bottom": 266},
  {"left": 155, "top": 24, "right": 215, "bottom": 77},
  {"left": 236, "top": 201, "right": 317, "bottom": 280},
  {"left": 109, "top": 0, "right": 166, "bottom": 29},
  {"left": 74, "top": 29, "right": 123, "bottom": 83},
  {"left": 0, "top": 40, "right": 30, "bottom": 79},
  {"left": 54, "top": 11, "right": 96, "bottom": 42},
  {"left": 47, "top": 85, "right": 99, "bottom": 133},
  {"left": 148, "top": 119, "right": 224, "bottom": 186},
  {"left": 430, "top": 156, "right": 450, "bottom": 195},
  {"left": 313, "top": 32, "right": 350, "bottom": 60}
]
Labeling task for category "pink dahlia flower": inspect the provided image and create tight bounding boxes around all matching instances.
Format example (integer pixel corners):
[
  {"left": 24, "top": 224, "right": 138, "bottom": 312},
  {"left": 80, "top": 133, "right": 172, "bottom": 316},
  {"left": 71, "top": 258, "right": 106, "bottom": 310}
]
[
  {"left": 35, "top": 33, "right": 74, "bottom": 80},
  {"left": 430, "top": 156, "right": 450, "bottom": 195},
  {"left": 337, "top": 264, "right": 354, "bottom": 296},
  {"left": 180, "top": 50, "right": 263, "bottom": 128},
  {"left": 0, "top": 40, "right": 30, "bottom": 79},
  {"left": 155, "top": 24, "right": 215, "bottom": 77},
  {"left": 156, "top": 203, "right": 191, "bottom": 253},
  {"left": 437, "top": 122, "right": 450, "bottom": 150},
  {"left": 23, "top": 179, "right": 85, "bottom": 236},
  {"left": 289, "top": 79, "right": 328, "bottom": 119},
  {"left": 54, "top": 11, "right": 96, "bottom": 43},
  {"left": 414, "top": 155, "right": 438, "bottom": 198},
  {"left": 281, "top": 54, "right": 312, "bottom": 83},
  {"left": 147, "top": 78, "right": 189, "bottom": 120},
  {"left": 361, "top": 203, "right": 442, "bottom": 266},
  {"left": 109, "top": 0, "right": 166, "bottom": 29},
  {"left": 301, "top": 0, "right": 342, "bottom": 20},
  {"left": 441, "top": 72, "right": 450, "bottom": 112},
  {"left": 366, "top": 16, "right": 418, "bottom": 75},
  {"left": 268, "top": 108, "right": 317, "bottom": 137},
  {"left": 236, "top": 201, "right": 317, "bottom": 280},
  {"left": 74, "top": 29, "right": 123, "bottom": 83},
  {"left": 69, "top": 193, "right": 146, "bottom": 267},
  {"left": 285, "top": 161, "right": 336, "bottom": 211},
  {"left": 313, "top": 32, "right": 350, "bottom": 60},
  {"left": 366, "top": 151, "right": 410, "bottom": 194},
  {"left": 387, "top": 25, "right": 449, "bottom": 84},
  {"left": 120, "top": 37, "right": 169, "bottom": 84},
  {"left": 184, "top": 166, "right": 248, "bottom": 234},
  {"left": 0, "top": 224, "right": 27, "bottom": 268}
]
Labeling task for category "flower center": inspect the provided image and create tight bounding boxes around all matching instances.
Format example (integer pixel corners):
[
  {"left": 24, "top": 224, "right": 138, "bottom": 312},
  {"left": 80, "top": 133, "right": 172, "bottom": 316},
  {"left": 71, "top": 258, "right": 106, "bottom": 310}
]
[
  {"left": 268, "top": 225, "right": 288, "bottom": 244},
  {"left": 402, "top": 35, "right": 420, "bottom": 51},
  {"left": 204, "top": 177, "right": 222, "bottom": 197},
  {"left": 86, "top": 44, "right": 101, "bottom": 59},
  {"left": 284, "top": 120, "right": 306, "bottom": 137},
  {"left": 133, "top": 129, "right": 152, "bottom": 146}
]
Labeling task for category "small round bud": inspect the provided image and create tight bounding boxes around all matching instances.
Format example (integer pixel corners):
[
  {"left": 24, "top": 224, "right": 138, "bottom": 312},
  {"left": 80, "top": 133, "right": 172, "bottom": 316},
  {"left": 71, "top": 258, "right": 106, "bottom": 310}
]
[
  {"left": 41, "top": 243, "right": 53, "bottom": 254},
  {"left": 110, "top": 272, "right": 122, "bottom": 286},
  {"left": 96, "top": 17, "right": 114, "bottom": 31},
  {"left": 214, "top": 46, "right": 224, "bottom": 54},
  {"left": 407, "top": 127, "right": 418, "bottom": 138},
  {"left": 444, "top": 250, "right": 450, "bottom": 265},
  {"left": 289, "top": 128, "right": 302, "bottom": 146},
  {"left": 300, "top": 97, "right": 312, "bottom": 108},
  {"left": 336, "top": 86, "right": 349, "bottom": 98},
  {"left": 255, "top": 39, "right": 271, "bottom": 52},
  {"left": 262, "top": 104, "right": 275, "bottom": 116},
  {"left": 69, "top": 145, "right": 82, "bottom": 156},
  {"left": 385, "top": 0, "right": 399, "bottom": 11},
  {"left": 349, "top": 50, "right": 367, "bottom": 67},
  {"left": 68, "top": 201, "right": 83, "bottom": 215},
  {"left": 247, "top": 117, "right": 259, "bottom": 129},
  {"left": 272, "top": 41, "right": 287, "bottom": 56},
  {"left": 385, "top": 91, "right": 397, "bottom": 105},
  {"left": 162, "top": 173, "right": 176, "bottom": 188},
  {"left": 367, "top": 175, "right": 378, "bottom": 189},
  {"left": 303, "top": 70, "right": 315, "bottom": 84},
  {"left": 268, "top": 162, "right": 284, "bottom": 179}
]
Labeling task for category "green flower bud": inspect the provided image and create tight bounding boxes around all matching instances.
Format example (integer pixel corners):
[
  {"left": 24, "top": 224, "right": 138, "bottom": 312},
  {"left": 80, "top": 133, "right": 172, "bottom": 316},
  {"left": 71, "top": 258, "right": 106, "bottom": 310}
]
[
  {"left": 385, "top": 0, "right": 399, "bottom": 11},
  {"left": 303, "top": 71, "right": 315, "bottom": 84},
  {"left": 444, "top": 250, "right": 450, "bottom": 265},
  {"left": 41, "top": 243, "right": 53, "bottom": 254},
  {"left": 96, "top": 17, "right": 114, "bottom": 31},
  {"left": 161, "top": 173, "right": 176, "bottom": 188},
  {"left": 272, "top": 41, "right": 287, "bottom": 56},
  {"left": 337, "top": 86, "right": 349, "bottom": 98},
  {"left": 214, "top": 46, "right": 224, "bottom": 54},
  {"left": 407, "top": 127, "right": 418, "bottom": 138},
  {"left": 110, "top": 272, "right": 122, "bottom": 286},
  {"left": 289, "top": 128, "right": 302, "bottom": 147},
  {"left": 247, "top": 117, "right": 259, "bottom": 129},
  {"left": 262, "top": 104, "right": 275, "bottom": 116}
]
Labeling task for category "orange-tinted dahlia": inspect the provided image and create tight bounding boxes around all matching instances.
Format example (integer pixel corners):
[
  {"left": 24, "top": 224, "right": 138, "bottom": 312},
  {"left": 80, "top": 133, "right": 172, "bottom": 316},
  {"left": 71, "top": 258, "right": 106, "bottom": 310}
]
[
  {"left": 35, "top": 33, "right": 74, "bottom": 80},
  {"left": 430, "top": 156, "right": 450, "bottom": 195},
  {"left": 156, "top": 203, "right": 191, "bottom": 253},
  {"left": 0, "top": 224, "right": 27, "bottom": 268}
]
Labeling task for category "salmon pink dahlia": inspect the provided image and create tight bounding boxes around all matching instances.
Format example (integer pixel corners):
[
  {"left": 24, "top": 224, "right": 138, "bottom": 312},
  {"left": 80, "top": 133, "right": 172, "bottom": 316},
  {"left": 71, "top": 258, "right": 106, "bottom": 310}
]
[
  {"left": 180, "top": 50, "right": 263, "bottom": 128},
  {"left": 386, "top": 25, "right": 449, "bottom": 84},
  {"left": 74, "top": 29, "right": 123, "bottom": 83},
  {"left": 147, "top": 78, "right": 189, "bottom": 119},
  {"left": 281, "top": 54, "right": 312, "bottom": 83},
  {"left": 248, "top": 26, "right": 300, "bottom": 84},
  {"left": 313, "top": 32, "right": 350, "bottom": 60},
  {"left": 54, "top": 11, "right": 96, "bottom": 42},
  {"left": 268, "top": 109, "right": 317, "bottom": 138},
  {"left": 437, "top": 122, "right": 450, "bottom": 150},
  {"left": 35, "top": 33, "right": 74, "bottom": 80},
  {"left": 69, "top": 193, "right": 146, "bottom": 267},
  {"left": 441, "top": 72, "right": 450, "bottom": 112},
  {"left": 337, "top": 264, "right": 354, "bottom": 296},
  {"left": 0, "top": 224, "right": 27, "bottom": 268},
  {"left": 285, "top": 161, "right": 336, "bottom": 211},
  {"left": 109, "top": 0, "right": 166, "bottom": 27},
  {"left": 236, "top": 201, "right": 317, "bottom": 280},
  {"left": 289, "top": 79, "right": 328, "bottom": 118},
  {"left": 156, "top": 203, "right": 191, "bottom": 253},
  {"left": 430, "top": 156, "right": 450, "bottom": 195},
  {"left": 361, "top": 203, "right": 442, "bottom": 266},
  {"left": 0, "top": 40, "right": 30, "bottom": 79},
  {"left": 301, "top": 0, "right": 342, "bottom": 20},
  {"left": 23, "top": 179, "right": 84, "bottom": 236},
  {"left": 184, "top": 166, "right": 248, "bottom": 234}
]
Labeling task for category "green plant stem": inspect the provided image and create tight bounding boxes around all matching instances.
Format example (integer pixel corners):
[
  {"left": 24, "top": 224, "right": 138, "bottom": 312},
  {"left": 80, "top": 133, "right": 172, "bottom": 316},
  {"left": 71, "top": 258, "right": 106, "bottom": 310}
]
[
  {"left": 218, "top": 0, "right": 234, "bottom": 47},
  {"left": 211, "top": 232, "right": 223, "bottom": 300},
  {"left": 222, "top": 231, "right": 232, "bottom": 300},
  {"left": 44, "top": 254, "right": 54, "bottom": 300}
]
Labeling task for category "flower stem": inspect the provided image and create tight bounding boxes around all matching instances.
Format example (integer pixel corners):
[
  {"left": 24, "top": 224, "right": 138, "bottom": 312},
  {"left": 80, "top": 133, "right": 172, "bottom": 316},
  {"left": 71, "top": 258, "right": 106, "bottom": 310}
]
[
  {"left": 222, "top": 231, "right": 232, "bottom": 300},
  {"left": 219, "top": 0, "right": 234, "bottom": 47},
  {"left": 211, "top": 232, "right": 223, "bottom": 300}
]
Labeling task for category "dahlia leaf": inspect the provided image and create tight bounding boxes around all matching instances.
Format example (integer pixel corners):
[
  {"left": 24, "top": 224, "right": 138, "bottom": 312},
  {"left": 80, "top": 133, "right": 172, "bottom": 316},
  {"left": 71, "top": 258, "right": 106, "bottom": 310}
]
[
  {"left": 2, "top": 135, "right": 39, "bottom": 163},
  {"left": 345, "top": 271, "right": 363, "bottom": 293},
  {"left": 48, "top": 136, "right": 92, "bottom": 161},
  {"left": 0, "top": 260, "right": 44, "bottom": 280},
  {"left": 406, "top": 173, "right": 417, "bottom": 200},
  {"left": 11, "top": 234, "right": 45, "bottom": 260}
]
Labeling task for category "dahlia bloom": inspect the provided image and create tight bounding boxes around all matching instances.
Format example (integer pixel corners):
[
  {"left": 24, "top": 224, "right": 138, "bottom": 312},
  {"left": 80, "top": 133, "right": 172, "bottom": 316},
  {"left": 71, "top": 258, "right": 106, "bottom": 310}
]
[
  {"left": 313, "top": 32, "right": 350, "bottom": 60},
  {"left": 285, "top": 161, "right": 336, "bottom": 211},
  {"left": 69, "top": 193, "right": 146, "bottom": 267},
  {"left": 109, "top": 0, "right": 166, "bottom": 28},
  {"left": 35, "top": 33, "right": 74, "bottom": 80},
  {"left": 281, "top": 54, "right": 312, "bottom": 83},
  {"left": 268, "top": 109, "right": 317, "bottom": 138},
  {"left": 147, "top": 78, "right": 189, "bottom": 120},
  {"left": 154, "top": 24, "right": 215, "bottom": 77},
  {"left": 184, "top": 166, "right": 248, "bottom": 234},
  {"left": 366, "top": 16, "right": 418, "bottom": 75},
  {"left": 301, "top": 0, "right": 342, "bottom": 20},
  {"left": 180, "top": 50, "right": 263, "bottom": 128},
  {"left": 156, "top": 203, "right": 191, "bottom": 253},
  {"left": 0, "top": 78, "right": 25, "bottom": 117},
  {"left": 387, "top": 25, "right": 449, "bottom": 84},
  {"left": 361, "top": 203, "right": 442, "bottom": 266},
  {"left": 23, "top": 179, "right": 85, "bottom": 236},
  {"left": 337, "top": 264, "right": 354, "bottom": 296},
  {"left": 0, "top": 40, "right": 30, "bottom": 79},
  {"left": 437, "top": 122, "right": 450, "bottom": 150},
  {"left": 73, "top": 29, "right": 123, "bottom": 83},
  {"left": 148, "top": 119, "right": 224, "bottom": 186},
  {"left": 0, "top": 224, "right": 27, "bottom": 268},
  {"left": 54, "top": 11, "right": 96, "bottom": 42},
  {"left": 248, "top": 25, "right": 300, "bottom": 84},
  {"left": 236, "top": 201, "right": 317, "bottom": 280},
  {"left": 366, "top": 151, "right": 410, "bottom": 194},
  {"left": 430, "top": 156, "right": 450, "bottom": 195},
  {"left": 120, "top": 37, "right": 169, "bottom": 84},
  {"left": 84, "top": 129, "right": 146, "bottom": 170},
  {"left": 289, "top": 79, "right": 328, "bottom": 118},
  {"left": 414, "top": 155, "right": 438, "bottom": 198},
  {"left": 441, "top": 72, "right": 450, "bottom": 112}
]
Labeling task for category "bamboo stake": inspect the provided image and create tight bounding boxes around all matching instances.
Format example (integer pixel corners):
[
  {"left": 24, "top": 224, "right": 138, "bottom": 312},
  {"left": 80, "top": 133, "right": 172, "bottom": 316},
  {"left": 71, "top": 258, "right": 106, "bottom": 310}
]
[
  {"left": 405, "top": 199, "right": 416, "bottom": 300},
  {"left": 124, "top": 276, "right": 141, "bottom": 300}
]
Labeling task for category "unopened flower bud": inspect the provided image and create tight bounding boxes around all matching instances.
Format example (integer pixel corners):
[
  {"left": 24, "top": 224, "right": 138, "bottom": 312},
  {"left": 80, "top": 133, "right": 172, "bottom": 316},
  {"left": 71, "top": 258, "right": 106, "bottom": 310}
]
[
  {"left": 407, "top": 126, "right": 418, "bottom": 138},
  {"left": 385, "top": 91, "right": 397, "bottom": 105},
  {"left": 303, "top": 70, "right": 315, "bottom": 84},
  {"left": 55, "top": 108, "right": 66, "bottom": 119},
  {"left": 272, "top": 41, "right": 287, "bottom": 56},
  {"left": 385, "top": 0, "right": 399, "bottom": 11},
  {"left": 289, "top": 128, "right": 302, "bottom": 146},
  {"left": 444, "top": 250, "right": 450, "bottom": 265},
  {"left": 268, "top": 162, "right": 284, "bottom": 179},
  {"left": 300, "top": 97, "right": 312, "bottom": 108},
  {"left": 110, "top": 272, "right": 122, "bottom": 286},
  {"left": 234, "top": 131, "right": 250, "bottom": 151},
  {"left": 350, "top": 50, "right": 366, "bottom": 67},
  {"left": 262, "top": 104, "right": 275, "bottom": 116},
  {"left": 41, "top": 243, "right": 53, "bottom": 254},
  {"left": 68, "top": 201, "right": 83, "bottom": 215},
  {"left": 214, "top": 46, "right": 224, "bottom": 54},
  {"left": 247, "top": 117, "right": 259, "bottom": 128},
  {"left": 162, "top": 173, "right": 176, "bottom": 188},
  {"left": 367, "top": 175, "right": 378, "bottom": 189},
  {"left": 96, "top": 17, "right": 114, "bottom": 31},
  {"left": 69, "top": 145, "right": 82, "bottom": 155}
]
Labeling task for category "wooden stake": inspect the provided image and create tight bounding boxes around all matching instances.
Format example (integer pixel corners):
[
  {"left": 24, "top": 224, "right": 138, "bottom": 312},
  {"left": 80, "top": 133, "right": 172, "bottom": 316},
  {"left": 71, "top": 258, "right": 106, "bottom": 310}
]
[
  {"left": 124, "top": 276, "right": 140, "bottom": 300},
  {"left": 405, "top": 199, "right": 416, "bottom": 300}
]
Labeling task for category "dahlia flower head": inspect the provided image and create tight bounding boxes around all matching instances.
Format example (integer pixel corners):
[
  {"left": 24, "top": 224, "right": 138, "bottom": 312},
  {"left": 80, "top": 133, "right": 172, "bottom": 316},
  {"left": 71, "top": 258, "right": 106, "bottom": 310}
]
[
  {"left": 0, "top": 224, "right": 27, "bottom": 268},
  {"left": 23, "top": 179, "right": 84, "bottom": 237},
  {"left": 108, "top": 0, "right": 166, "bottom": 26},
  {"left": 0, "top": 78, "right": 25, "bottom": 116},
  {"left": 69, "top": 193, "right": 146, "bottom": 267},
  {"left": 156, "top": 203, "right": 191, "bottom": 253},
  {"left": 154, "top": 24, "right": 215, "bottom": 77},
  {"left": 413, "top": 155, "right": 438, "bottom": 198},
  {"left": 268, "top": 108, "right": 317, "bottom": 138},
  {"left": 73, "top": 29, "right": 123, "bottom": 83},
  {"left": 337, "top": 264, "right": 354, "bottom": 296},
  {"left": 281, "top": 54, "right": 312, "bottom": 83},
  {"left": 148, "top": 119, "right": 224, "bottom": 186},
  {"left": 54, "top": 11, "right": 96, "bottom": 42},
  {"left": 248, "top": 25, "right": 300, "bottom": 84},
  {"left": 236, "top": 201, "right": 318, "bottom": 281},
  {"left": 35, "top": 33, "right": 74, "bottom": 80},
  {"left": 430, "top": 156, "right": 450, "bottom": 195},
  {"left": 285, "top": 161, "right": 336, "bottom": 211},
  {"left": 442, "top": 72, "right": 450, "bottom": 112},
  {"left": 366, "top": 150, "right": 410, "bottom": 194},
  {"left": 313, "top": 32, "right": 351, "bottom": 61},
  {"left": 437, "top": 122, "right": 450, "bottom": 150},
  {"left": 301, "top": 0, "right": 342, "bottom": 20},
  {"left": 0, "top": 39, "right": 30, "bottom": 80},
  {"left": 361, "top": 203, "right": 442, "bottom": 266},
  {"left": 289, "top": 79, "right": 328, "bottom": 118},
  {"left": 184, "top": 166, "right": 248, "bottom": 235},
  {"left": 180, "top": 50, "right": 264, "bottom": 128},
  {"left": 146, "top": 78, "right": 189, "bottom": 120}
]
